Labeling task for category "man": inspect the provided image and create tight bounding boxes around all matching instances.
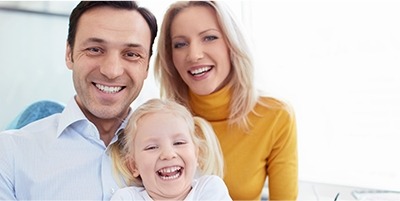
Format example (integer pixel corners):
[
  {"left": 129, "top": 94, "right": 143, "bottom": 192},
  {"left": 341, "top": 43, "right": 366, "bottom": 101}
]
[{"left": 0, "top": 1, "right": 157, "bottom": 200}]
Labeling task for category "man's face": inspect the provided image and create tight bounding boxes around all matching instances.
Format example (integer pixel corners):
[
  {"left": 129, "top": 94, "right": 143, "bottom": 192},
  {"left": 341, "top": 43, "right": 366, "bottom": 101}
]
[{"left": 65, "top": 6, "right": 151, "bottom": 122}]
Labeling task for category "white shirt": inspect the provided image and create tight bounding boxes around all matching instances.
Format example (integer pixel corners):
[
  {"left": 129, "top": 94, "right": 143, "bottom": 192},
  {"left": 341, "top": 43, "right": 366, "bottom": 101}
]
[
  {"left": 110, "top": 175, "right": 232, "bottom": 200},
  {"left": 0, "top": 98, "right": 129, "bottom": 200}
]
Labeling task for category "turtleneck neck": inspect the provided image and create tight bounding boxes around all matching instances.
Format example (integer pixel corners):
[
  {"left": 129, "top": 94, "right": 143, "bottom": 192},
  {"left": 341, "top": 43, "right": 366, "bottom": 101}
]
[{"left": 188, "top": 85, "right": 231, "bottom": 121}]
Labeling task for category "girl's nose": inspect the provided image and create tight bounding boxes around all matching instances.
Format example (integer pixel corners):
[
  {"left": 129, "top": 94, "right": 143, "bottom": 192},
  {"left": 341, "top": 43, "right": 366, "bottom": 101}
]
[{"left": 159, "top": 146, "right": 177, "bottom": 160}]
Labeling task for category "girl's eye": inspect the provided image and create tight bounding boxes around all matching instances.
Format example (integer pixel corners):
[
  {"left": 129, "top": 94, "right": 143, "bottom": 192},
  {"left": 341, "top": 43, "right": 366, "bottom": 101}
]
[
  {"left": 144, "top": 145, "right": 157, "bottom": 151},
  {"left": 174, "top": 141, "right": 186, "bottom": 146},
  {"left": 173, "top": 42, "right": 187, "bottom": 49},
  {"left": 204, "top": 35, "right": 218, "bottom": 42}
]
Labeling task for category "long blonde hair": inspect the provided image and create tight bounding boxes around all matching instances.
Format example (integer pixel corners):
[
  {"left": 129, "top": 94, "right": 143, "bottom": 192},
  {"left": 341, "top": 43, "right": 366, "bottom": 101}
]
[
  {"left": 110, "top": 98, "right": 224, "bottom": 187},
  {"left": 154, "top": 1, "right": 259, "bottom": 131}
]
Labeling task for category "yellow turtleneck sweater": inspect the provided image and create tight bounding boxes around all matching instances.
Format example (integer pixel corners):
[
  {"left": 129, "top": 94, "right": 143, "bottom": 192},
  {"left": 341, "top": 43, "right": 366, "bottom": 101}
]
[{"left": 189, "top": 86, "right": 298, "bottom": 200}]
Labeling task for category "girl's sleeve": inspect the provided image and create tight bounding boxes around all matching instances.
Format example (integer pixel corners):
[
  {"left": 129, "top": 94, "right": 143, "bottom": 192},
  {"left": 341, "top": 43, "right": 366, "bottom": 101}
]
[{"left": 197, "top": 175, "right": 232, "bottom": 200}]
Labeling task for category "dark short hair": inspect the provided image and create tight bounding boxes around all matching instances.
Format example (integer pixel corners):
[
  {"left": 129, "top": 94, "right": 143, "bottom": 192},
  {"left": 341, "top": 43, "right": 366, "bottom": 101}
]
[{"left": 67, "top": 1, "right": 158, "bottom": 58}]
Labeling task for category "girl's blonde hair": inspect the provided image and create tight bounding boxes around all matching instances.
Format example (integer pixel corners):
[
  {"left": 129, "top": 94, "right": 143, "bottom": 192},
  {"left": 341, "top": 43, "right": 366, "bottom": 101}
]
[
  {"left": 154, "top": 1, "right": 259, "bottom": 131},
  {"left": 110, "top": 98, "right": 224, "bottom": 187}
]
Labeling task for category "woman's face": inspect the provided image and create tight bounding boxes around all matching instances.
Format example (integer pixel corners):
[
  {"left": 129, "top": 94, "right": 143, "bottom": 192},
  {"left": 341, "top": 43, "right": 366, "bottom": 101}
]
[{"left": 171, "top": 5, "right": 231, "bottom": 95}]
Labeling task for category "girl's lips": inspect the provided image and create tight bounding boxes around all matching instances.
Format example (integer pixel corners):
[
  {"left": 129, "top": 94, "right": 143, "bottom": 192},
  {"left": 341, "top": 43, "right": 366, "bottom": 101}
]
[{"left": 157, "top": 166, "right": 183, "bottom": 180}]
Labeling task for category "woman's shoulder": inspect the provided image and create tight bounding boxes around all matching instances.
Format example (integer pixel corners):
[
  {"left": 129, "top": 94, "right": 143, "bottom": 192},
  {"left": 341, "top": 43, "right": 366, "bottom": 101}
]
[
  {"left": 253, "top": 95, "right": 297, "bottom": 124},
  {"left": 257, "top": 95, "right": 294, "bottom": 113}
]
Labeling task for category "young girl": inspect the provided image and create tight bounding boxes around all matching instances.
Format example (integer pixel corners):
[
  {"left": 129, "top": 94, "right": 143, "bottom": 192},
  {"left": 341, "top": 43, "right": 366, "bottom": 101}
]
[{"left": 110, "top": 98, "right": 231, "bottom": 200}]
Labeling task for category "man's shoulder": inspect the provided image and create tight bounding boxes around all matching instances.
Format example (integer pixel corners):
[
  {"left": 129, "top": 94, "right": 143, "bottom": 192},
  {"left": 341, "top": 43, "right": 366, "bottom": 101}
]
[
  {"left": 0, "top": 113, "right": 61, "bottom": 140},
  {"left": 20, "top": 113, "right": 61, "bottom": 132}
]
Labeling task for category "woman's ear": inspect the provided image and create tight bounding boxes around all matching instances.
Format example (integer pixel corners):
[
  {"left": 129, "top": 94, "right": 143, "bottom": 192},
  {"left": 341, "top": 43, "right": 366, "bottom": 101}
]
[{"left": 126, "top": 157, "right": 140, "bottom": 178}]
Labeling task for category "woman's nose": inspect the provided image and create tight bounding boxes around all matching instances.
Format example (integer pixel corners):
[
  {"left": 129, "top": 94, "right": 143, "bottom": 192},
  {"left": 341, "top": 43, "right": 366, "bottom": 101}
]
[{"left": 186, "top": 42, "right": 204, "bottom": 62}]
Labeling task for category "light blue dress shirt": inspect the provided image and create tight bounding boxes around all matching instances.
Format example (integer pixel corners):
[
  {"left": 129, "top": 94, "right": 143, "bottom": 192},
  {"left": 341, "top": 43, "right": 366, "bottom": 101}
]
[{"left": 0, "top": 98, "right": 129, "bottom": 200}]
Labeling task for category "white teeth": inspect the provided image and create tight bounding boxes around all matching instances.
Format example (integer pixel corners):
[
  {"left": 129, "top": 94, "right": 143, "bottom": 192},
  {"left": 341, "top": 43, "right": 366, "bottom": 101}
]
[
  {"left": 160, "top": 172, "right": 180, "bottom": 180},
  {"left": 95, "top": 84, "right": 122, "bottom": 94},
  {"left": 157, "top": 166, "right": 182, "bottom": 180},
  {"left": 158, "top": 166, "right": 181, "bottom": 174},
  {"left": 190, "top": 66, "right": 211, "bottom": 75}
]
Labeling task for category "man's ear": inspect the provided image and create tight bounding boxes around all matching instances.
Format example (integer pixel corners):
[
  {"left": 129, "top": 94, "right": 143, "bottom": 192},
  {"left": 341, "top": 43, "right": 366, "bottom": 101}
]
[
  {"left": 126, "top": 157, "right": 140, "bottom": 178},
  {"left": 65, "top": 42, "right": 73, "bottom": 69}
]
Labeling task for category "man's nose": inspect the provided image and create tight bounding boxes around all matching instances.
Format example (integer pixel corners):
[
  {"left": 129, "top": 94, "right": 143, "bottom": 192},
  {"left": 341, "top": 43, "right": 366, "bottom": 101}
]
[{"left": 100, "top": 53, "right": 124, "bottom": 79}]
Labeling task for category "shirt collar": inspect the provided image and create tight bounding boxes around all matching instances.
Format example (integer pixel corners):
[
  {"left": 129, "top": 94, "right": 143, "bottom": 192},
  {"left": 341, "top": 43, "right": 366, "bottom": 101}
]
[
  {"left": 56, "top": 97, "right": 88, "bottom": 138},
  {"left": 56, "top": 97, "right": 133, "bottom": 140}
]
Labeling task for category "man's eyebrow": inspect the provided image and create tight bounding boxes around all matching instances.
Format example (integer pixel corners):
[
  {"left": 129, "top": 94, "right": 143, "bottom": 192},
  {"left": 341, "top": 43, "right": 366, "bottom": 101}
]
[
  {"left": 126, "top": 43, "right": 147, "bottom": 52},
  {"left": 126, "top": 43, "right": 142, "bottom": 48},
  {"left": 81, "top": 37, "right": 105, "bottom": 46},
  {"left": 84, "top": 38, "right": 144, "bottom": 48},
  {"left": 82, "top": 38, "right": 147, "bottom": 52},
  {"left": 126, "top": 43, "right": 148, "bottom": 55}
]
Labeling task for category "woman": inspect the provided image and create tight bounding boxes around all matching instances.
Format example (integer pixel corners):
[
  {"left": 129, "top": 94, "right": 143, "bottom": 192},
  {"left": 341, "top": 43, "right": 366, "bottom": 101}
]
[{"left": 154, "top": 1, "right": 298, "bottom": 200}]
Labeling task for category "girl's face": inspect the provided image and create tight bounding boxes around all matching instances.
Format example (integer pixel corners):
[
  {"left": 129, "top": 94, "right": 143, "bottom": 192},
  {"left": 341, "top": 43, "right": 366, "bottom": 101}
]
[
  {"left": 171, "top": 5, "right": 231, "bottom": 95},
  {"left": 132, "top": 112, "right": 198, "bottom": 200}
]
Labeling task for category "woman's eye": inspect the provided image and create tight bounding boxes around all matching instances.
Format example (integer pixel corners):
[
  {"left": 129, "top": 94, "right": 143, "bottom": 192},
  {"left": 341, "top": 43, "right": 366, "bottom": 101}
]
[
  {"left": 173, "top": 42, "right": 187, "bottom": 49},
  {"left": 204, "top": 35, "right": 218, "bottom": 42}
]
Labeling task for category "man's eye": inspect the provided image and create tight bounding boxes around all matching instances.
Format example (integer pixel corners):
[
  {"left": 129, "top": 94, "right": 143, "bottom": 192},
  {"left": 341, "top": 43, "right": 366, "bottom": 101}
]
[
  {"left": 88, "top": 47, "right": 101, "bottom": 52},
  {"left": 126, "top": 52, "right": 140, "bottom": 58},
  {"left": 85, "top": 47, "right": 103, "bottom": 55}
]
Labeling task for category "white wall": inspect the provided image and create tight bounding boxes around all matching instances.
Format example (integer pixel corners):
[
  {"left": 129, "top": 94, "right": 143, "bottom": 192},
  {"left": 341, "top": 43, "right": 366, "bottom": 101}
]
[
  {"left": 1, "top": 0, "right": 399, "bottom": 192},
  {"left": 0, "top": 6, "right": 74, "bottom": 129},
  {"left": 245, "top": 0, "right": 400, "bottom": 191}
]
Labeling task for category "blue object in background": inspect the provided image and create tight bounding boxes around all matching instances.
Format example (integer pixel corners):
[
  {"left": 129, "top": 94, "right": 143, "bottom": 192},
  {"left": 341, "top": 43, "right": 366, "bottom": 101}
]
[{"left": 6, "top": 100, "right": 65, "bottom": 129}]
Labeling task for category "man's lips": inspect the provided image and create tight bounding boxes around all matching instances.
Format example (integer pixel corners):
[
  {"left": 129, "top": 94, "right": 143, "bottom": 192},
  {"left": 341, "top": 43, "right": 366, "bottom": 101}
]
[{"left": 94, "top": 83, "right": 124, "bottom": 93}]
